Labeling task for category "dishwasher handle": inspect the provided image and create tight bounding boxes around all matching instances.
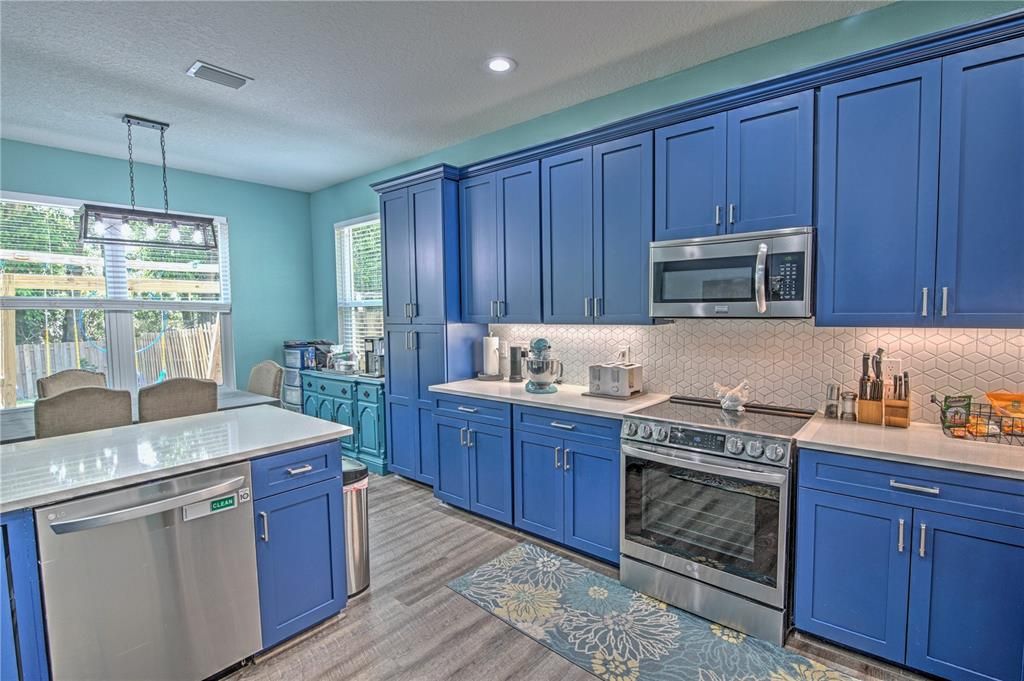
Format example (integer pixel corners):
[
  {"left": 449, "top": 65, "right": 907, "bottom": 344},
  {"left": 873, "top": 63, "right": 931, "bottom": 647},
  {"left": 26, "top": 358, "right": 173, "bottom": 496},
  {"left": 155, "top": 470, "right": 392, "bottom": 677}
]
[{"left": 49, "top": 476, "right": 246, "bottom": 535}]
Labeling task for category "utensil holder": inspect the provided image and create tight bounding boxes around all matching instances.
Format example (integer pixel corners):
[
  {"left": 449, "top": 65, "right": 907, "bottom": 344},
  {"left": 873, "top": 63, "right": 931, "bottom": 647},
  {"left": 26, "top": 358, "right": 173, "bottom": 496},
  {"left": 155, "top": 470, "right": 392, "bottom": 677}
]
[
  {"left": 857, "top": 399, "right": 884, "bottom": 425},
  {"left": 884, "top": 399, "right": 911, "bottom": 428}
]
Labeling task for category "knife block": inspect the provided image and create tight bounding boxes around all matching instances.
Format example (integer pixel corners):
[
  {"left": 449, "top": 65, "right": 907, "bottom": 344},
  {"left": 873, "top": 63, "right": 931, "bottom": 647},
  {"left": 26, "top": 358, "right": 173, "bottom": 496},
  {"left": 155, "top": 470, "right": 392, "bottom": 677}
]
[
  {"left": 858, "top": 399, "right": 884, "bottom": 425},
  {"left": 857, "top": 397, "right": 910, "bottom": 427}
]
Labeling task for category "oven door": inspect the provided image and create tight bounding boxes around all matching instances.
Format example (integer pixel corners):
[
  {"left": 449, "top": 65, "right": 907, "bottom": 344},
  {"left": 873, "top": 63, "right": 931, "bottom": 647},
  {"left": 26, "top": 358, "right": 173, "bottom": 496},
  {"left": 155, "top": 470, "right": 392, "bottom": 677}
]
[{"left": 620, "top": 442, "right": 789, "bottom": 607}]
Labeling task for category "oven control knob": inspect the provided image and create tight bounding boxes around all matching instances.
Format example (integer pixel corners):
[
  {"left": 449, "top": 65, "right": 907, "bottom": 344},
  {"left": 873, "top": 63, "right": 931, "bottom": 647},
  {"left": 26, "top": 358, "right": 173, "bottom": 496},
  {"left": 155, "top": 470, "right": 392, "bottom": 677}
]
[
  {"left": 764, "top": 444, "right": 786, "bottom": 462},
  {"left": 745, "top": 440, "right": 764, "bottom": 458},
  {"left": 624, "top": 421, "right": 638, "bottom": 437},
  {"left": 726, "top": 436, "right": 745, "bottom": 455},
  {"left": 639, "top": 424, "right": 653, "bottom": 439},
  {"left": 654, "top": 427, "right": 668, "bottom": 442}
]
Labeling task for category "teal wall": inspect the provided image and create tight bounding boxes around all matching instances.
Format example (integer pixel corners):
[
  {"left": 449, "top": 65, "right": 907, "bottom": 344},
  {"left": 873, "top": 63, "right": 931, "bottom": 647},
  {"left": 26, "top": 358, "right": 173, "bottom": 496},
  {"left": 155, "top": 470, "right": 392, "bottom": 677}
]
[
  {"left": 309, "top": 0, "right": 1022, "bottom": 338},
  {"left": 0, "top": 139, "right": 314, "bottom": 387}
]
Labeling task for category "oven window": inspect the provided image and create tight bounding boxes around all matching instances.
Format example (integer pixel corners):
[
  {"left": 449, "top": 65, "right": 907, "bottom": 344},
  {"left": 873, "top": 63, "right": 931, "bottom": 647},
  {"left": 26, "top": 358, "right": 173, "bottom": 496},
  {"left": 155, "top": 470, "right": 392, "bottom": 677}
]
[
  {"left": 624, "top": 456, "right": 780, "bottom": 587},
  {"left": 652, "top": 255, "right": 756, "bottom": 303}
]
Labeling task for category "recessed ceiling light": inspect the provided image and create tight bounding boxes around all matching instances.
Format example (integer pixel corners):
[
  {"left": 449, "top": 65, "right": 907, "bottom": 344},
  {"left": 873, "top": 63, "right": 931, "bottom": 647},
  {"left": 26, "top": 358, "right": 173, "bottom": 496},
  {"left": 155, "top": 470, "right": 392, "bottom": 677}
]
[{"left": 486, "top": 56, "right": 516, "bottom": 73}]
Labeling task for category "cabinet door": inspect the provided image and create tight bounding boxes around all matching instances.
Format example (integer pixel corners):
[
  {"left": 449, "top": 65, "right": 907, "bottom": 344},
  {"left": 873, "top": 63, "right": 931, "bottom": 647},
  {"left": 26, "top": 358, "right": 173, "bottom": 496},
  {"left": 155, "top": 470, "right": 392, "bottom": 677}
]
[
  {"left": 386, "top": 398, "right": 418, "bottom": 479},
  {"left": 593, "top": 132, "right": 653, "bottom": 325},
  {"left": 513, "top": 430, "right": 565, "bottom": 542},
  {"left": 816, "top": 61, "right": 941, "bottom": 327},
  {"left": 936, "top": 37, "right": 1024, "bottom": 328},
  {"left": 468, "top": 423, "right": 513, "bottom": 525},
  {"left": 254, "top": 478, "right": 346, "bottom": 650},
  {"left": 411, "top": 325, "right": 445, "bottom": 404},
  {"left": 906, "top": 510, "right": 1024, "bottom": 681},
  {"left": 334, "top": 399, "right": 355, "bottom": 452},
  {"left": 434, "top": 415, "right": 471, "bottom": 509},
  {"left": 563, "top": 442, "right": 619, "bottom": 563},
  {"left": 384, "top": 326, "right": 416, "bottom": 401},
  {"left": 356, "top": 403, "right": 381, "bottom": 457},
  {"left": 542, "top": 147, "right": 594, "bottom": 323},
  {"left": 302, "top": 392, "right": 319, "bottom": 417},
  {"left": 409, "top": 180, "right": 446, "bottom": 324},
  {"left": 496, "top": 161, "right": 542, "bottom": 323},
  {"left": 726, "top": 91, "right": 813, "bottom": 233},
  {"left": 381, "top": 188, "right": 412, "bottom": 324},
  {"left": 317, "top": 395, "right": 334, "bottom": 421},
  {"left": 654, "top": 113, "right": 727, "bottom": 241},
  {"left": 460, "top": 173, "right": 499, "bottom": 323},
  {"left": 794, "top": 488, "right": 912, "bottom": 663}
]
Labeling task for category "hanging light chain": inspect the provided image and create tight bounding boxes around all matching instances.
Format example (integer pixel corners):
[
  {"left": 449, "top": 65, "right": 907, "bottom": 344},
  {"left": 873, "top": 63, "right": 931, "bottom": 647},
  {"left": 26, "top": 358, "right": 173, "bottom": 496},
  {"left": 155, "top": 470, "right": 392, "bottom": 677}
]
[
  {"left": 160, "top": 127, "right": 169, "bottom": 214},
  {"left": 127, "top": 119, "right": 136, "bottom": 209}
]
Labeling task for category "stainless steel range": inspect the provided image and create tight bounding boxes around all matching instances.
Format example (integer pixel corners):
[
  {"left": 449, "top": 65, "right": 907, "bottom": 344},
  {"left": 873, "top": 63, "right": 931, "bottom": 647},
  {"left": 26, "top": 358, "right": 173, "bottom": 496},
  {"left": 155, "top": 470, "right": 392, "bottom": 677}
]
[{"left": 619, "top": 396, "right": 813, "bottom": 645}]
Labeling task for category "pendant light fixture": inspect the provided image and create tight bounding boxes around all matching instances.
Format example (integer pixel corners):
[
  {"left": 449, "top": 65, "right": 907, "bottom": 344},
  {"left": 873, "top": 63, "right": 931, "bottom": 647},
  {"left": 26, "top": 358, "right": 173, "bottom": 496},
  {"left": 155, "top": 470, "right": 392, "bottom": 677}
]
[{"left": 79, "top": 115, "right": 218, "bottom": 250}]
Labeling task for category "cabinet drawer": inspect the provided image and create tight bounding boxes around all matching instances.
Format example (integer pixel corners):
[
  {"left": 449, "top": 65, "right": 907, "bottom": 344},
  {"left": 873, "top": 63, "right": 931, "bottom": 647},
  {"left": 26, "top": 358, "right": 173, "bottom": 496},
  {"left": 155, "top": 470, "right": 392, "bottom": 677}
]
[
  {"left": 356, "top": 384, "right": 382, "bottom": 405},
  {"left": 513, "top": 405, "right": 619, "bottom": 447},
  {"left": 252, "top": 441, "right": 342, "bottom": 499},
  {"left": 798, "top": 449, "right": 1024, "bottom": 528},
  {"left": 307, "top": 377, "right": 355, "bottom": 400},
  {"left": 435, "top": 395, "right": 511, "bottom": 427}
]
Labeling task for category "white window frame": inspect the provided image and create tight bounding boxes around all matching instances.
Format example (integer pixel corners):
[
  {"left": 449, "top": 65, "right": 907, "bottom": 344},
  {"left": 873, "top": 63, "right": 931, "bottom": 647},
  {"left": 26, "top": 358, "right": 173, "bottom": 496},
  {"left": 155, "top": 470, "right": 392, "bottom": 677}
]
[
  {"left": 0, "top": 190, "right": 236, "bottom": 414},
  {"left": 334, "top": 213, "right": 382, "bottom": 352}
]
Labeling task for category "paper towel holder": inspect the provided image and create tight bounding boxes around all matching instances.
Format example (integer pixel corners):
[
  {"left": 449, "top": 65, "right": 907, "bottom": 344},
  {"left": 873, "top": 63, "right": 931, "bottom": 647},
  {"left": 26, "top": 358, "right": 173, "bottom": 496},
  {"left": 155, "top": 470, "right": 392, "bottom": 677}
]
[{"left": 476, "top": 335, "right": 504, "bottom": 381}]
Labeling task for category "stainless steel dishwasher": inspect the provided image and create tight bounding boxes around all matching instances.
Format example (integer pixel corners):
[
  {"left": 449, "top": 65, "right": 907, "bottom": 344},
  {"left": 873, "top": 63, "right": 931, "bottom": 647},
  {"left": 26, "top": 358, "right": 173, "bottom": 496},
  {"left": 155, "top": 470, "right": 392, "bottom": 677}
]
[{"left": 36, "top": 461, "right": 263, "bottom": 681}]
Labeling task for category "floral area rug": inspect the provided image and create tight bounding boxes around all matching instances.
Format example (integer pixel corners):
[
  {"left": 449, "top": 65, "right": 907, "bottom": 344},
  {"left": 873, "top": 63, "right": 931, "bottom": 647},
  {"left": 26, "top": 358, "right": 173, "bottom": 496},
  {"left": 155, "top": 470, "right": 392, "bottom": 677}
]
[{"left": 448, "top": 543, "right": 852, "bottom": 681}]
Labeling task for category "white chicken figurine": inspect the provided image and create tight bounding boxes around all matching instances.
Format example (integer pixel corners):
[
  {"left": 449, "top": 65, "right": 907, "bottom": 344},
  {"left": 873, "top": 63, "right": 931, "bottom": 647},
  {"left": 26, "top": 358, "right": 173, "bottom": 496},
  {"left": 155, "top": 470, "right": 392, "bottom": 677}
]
[{"left": 714, "top": 380, "right": 752, "bottom": 412}]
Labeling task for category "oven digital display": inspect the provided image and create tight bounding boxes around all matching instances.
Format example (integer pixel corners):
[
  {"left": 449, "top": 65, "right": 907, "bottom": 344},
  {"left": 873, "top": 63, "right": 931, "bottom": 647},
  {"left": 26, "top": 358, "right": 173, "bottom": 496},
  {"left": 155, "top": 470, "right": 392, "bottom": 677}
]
[{"left": 669, "top": 427, "right": 726, "bottom": 452}]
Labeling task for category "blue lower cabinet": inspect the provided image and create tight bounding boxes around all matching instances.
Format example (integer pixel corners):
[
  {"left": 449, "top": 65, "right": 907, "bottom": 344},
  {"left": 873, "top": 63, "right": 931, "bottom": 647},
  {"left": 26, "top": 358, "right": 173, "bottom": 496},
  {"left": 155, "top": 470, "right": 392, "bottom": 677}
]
[
  {"left": 434, "top": 415, "right": 471, "bottom": 508},
  {"left": 513, "top": 430, "right": 566, "bottom": 542},
  {"left": 906, "top": 511, "right": 1024, "bottom": 681},
  {"left": 563, "top": 442, "right": 620, "bottom": 563},
  {"left": 254, "top": 477, "right": 346, "bottom": 650},
  {"left": 386, "top": 398, "right": 418, "bottom": 478},
  {"left": 794, "top": 488, "right": 911, "bottom": 663},
  {"left": 0, "top": 510, "right": 48, "bottom": 681},
  {"left": 467, "top": 422, "right": 513, "bottom": 525}
]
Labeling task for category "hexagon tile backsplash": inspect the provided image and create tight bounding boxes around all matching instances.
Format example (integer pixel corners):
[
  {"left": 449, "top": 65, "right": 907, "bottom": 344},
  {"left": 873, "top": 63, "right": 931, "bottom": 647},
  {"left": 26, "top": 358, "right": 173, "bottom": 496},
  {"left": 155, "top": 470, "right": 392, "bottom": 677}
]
[{"left": 490, "top": 321, "right": 1024, "bottom": 423}]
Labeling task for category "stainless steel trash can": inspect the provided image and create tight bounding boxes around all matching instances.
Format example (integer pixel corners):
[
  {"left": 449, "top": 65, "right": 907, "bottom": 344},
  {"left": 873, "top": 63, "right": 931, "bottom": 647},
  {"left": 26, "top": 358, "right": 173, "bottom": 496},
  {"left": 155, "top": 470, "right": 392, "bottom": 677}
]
[{"left": 342, "top": 458, "right": 370, "bottom": 596}]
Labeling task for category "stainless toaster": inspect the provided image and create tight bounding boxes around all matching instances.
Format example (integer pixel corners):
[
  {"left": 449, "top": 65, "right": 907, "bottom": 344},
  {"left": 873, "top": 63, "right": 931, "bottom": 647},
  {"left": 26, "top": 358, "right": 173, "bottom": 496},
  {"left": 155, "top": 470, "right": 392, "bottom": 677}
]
[{"left": 588, "top": 363, "right": 643, "bottom": 398}]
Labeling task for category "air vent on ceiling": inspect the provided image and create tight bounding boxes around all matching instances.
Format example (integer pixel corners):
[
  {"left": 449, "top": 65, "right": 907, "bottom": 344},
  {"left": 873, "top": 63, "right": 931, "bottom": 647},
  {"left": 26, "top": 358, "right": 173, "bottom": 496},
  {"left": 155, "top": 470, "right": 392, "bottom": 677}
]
[{"left": 186, "top": 61, "right": 252, "bottom": 89}]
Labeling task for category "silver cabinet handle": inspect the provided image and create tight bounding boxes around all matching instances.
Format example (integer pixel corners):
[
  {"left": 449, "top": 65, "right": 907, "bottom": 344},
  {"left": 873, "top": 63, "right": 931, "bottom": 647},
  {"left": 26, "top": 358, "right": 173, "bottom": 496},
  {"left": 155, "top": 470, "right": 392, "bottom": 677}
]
[
  {"left": 404, "top": 330, "right": 411, "bottom": 350},
  {"left": 941, "top": 287, "right": 948, "bottom": 317},
  {"left": 287, "top": 464, "right": 313, "bottom": 476},
  {"left": 467, "top": 429, "right": 475, "bottom": 448},
  {"left": 919, "top": 523, "right": 927, "bottom": 557},
  {"left": 405, "top": 302, "right": 413, "bottom": 319},
  {"left": 409, "top": 330, "right": 417, "bottom": 350},
  {"left": 921, "top": 287, "right": 929, "bottom": 317},
  {"left": 554, "top": 446, "right": 562, "bottom": 469},
  {"left": 897, "top": 518, "right": 905, "bottom": 553},
  {"left": 459, "top": 427, "right": 466, "bottom": 446},
  {"left": 499, "top": 300, "right": 506, "bottom": 317},
  {"left": 714, "top": 205, "right": 721, "bottom": 226},
  {"left": 889, "top": 479, "right": 940, "bottom": 495},
  {"left": 754, "top": 243, "right": 768, "bottom": 314},
  {"left": 728, "top": 203, "right": 736, "bottom": 224},
  {"left": 584, "top": 297, "right": 591, "bottom": 317},
  {"left": 550, "top": 421, "right": 576, "bottom": 431},
  {"left": 595, "top": 297, "right": 603, "bottom": 318},
  {"left": 259, "top": 511, "right": 270, "bottom": 542},
  {"left": 564, "top": 449, "right": 571, "bottom": 472},
  {"left": 490, "top": 300, "right": 497, "bottom": 318},
  {"left": 457, "top": 406, "right": 478, "bottom": 413}
]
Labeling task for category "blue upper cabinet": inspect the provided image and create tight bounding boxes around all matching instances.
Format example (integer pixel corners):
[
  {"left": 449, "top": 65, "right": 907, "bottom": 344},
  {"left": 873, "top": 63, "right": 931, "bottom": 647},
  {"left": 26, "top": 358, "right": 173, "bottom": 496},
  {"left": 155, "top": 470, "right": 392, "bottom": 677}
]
[
  {"left": 408, "top": 180, "right": 449, "bottom": 324},
  {"left": 936, "top": 37, "right": 1024, "bottom": 328},
  {"left": 654, "top": 113, "right": 727, "bottom": 241},
  {"left": 592, "top": 132, "right": 653, "bottom": 325},
  {"left": 726, "top": 91, "right": 813, "bottom": 233},
  {"left": 542, "top": 147, "right": 594, "bottom": 324},
  {"left": 905, "top": 510, "right": 1024, "bottom": 681},
  {"left": 496, "top": 162, "right": 542, "bottom": 323},
  {"left": 459, "top": 161, "right": 541, "bottom": 324},
  {"left": 816, "top": 61, "right": 941, "bottom": 327},
  {"left": 381, "top": 187, "right": 413, "bottom": 325}
]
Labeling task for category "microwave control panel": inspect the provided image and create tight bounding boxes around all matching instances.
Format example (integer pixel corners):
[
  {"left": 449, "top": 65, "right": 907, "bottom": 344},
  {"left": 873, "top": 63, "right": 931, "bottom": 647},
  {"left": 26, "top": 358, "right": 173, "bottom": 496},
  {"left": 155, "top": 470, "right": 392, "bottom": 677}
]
[{"left": 768, "top": 253, "right": 804, "bottom": 302}]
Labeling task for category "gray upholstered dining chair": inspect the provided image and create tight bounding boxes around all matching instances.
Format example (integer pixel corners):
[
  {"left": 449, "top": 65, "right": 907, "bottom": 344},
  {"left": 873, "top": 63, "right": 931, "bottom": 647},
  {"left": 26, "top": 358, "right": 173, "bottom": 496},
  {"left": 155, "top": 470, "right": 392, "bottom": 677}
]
[
  {"left": 138, "top": 378, "right": 218, "bottom": 423},
  {"left": 247, "top": 360, "right": 283, "bottom": 401},
  {"left": 36, "top": 369, "right": 106, "bottom": 399},
  {"left": 34, "top": 387, "right": 133, "bottom": 439}
]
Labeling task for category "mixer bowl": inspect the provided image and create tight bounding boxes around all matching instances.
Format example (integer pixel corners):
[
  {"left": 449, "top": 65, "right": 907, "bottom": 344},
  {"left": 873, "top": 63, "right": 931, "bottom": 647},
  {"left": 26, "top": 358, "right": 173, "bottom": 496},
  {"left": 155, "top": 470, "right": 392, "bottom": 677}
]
[{"left": 525, "top": 358, "right": 562, "bottom": 393}]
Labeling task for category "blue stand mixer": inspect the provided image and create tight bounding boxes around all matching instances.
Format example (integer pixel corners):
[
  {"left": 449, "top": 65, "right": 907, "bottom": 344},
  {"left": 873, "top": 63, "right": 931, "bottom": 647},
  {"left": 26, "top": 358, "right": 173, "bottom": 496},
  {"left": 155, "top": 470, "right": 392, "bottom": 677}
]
[{"left": 525, "top": 338, "right": 563, "bottom": 394}]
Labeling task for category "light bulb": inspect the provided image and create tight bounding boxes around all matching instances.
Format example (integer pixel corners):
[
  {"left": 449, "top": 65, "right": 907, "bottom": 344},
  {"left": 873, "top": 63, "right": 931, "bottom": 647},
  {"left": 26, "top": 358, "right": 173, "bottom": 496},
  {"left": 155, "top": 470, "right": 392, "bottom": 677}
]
[
  {"left": 191, "top": 228, "right": 203, "bottom": 244},
  {"left": 486, "top": 56, "right": 516, "bottom": 73},
  {"left": 169, "top": 225, "right": 181, "bottom": 242}
]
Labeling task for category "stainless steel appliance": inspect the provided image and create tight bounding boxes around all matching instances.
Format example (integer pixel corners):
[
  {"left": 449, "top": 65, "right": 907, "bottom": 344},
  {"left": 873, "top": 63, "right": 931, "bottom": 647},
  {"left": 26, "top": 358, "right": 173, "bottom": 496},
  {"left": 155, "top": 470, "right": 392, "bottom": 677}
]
[
  {"left": 587, "top": 362, "right": 643, "bottom": 398},
  {"left": 649, "top": 227, "right": 814, "bottom": 318},
  {"left": 619, "top": 397, "right": 813, "bottom": 644},
  {"left": 361, "top": 336, "right": 385, "bottom": 378},
  {"left": 508, "top": 344, "right": 525, "bottom": 383},
  {"left": 525, "top": 338, "right": 562, "bottom": 394},
  {"left": 36, "top": 462, "right": 262, "bottom": 681},
  {"left": 343, "top": 458, "right": 371, "bottom": 596}
]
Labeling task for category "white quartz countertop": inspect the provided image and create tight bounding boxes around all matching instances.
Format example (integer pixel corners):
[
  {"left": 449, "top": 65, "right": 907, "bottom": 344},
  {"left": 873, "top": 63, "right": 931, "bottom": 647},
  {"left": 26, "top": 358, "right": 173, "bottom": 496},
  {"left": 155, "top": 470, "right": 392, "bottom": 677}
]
[
  {"left": 429, "top": 380, "right": 670, "bottom": 419},
  {"left": 796, "top": 414, "right": 1024, "bottom": 480},
  {"left": 0, "top": 405, "right": 351, "bottom": 513}
]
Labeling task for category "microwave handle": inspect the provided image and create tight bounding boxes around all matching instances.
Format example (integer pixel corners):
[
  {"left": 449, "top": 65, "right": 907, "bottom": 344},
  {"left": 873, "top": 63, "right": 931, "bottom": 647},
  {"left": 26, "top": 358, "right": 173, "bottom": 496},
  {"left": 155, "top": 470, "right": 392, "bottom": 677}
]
[{"left": 754, "top": 243, "right": 768, "bottom": 314}]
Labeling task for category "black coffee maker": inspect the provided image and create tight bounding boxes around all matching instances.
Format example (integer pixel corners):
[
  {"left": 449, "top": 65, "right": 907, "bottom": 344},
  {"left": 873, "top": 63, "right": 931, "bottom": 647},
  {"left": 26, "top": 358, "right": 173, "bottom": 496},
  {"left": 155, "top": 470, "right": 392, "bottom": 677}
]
[{"left": 361, "top": 337, "right": 385, "bottom": 378}]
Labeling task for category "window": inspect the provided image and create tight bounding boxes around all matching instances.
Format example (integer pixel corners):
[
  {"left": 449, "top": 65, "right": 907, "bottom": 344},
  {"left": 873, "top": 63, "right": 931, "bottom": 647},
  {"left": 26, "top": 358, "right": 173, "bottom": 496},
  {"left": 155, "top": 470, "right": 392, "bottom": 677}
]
[
  {"left": 0, "top": 194, "right": 233, "bottom": 409},
  {"left": 335, "top": 217, "right": 383, "bottom": 353}
]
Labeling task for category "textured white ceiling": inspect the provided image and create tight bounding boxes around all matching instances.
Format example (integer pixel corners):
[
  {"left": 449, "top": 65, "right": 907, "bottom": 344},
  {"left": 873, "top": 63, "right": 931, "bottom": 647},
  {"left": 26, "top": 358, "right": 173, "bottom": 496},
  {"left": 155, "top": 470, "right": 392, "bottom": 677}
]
[{"left": 1, "top": 1, "right": 883, "bottom": 192}]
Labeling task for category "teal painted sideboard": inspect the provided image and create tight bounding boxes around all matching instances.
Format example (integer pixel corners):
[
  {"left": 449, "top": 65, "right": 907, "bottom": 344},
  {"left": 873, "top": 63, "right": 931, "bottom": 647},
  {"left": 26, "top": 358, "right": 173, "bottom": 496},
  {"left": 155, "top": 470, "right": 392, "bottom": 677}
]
[{"left": 301, "top": 371, "right": 388, "bottom": 475}]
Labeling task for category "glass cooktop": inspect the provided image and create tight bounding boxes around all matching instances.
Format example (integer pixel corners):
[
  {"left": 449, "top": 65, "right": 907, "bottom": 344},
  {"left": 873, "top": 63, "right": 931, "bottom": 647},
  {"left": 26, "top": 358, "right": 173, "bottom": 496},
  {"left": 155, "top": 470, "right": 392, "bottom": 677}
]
[{"left": 633, "top": 396, "right": 814, "bottom": 438}]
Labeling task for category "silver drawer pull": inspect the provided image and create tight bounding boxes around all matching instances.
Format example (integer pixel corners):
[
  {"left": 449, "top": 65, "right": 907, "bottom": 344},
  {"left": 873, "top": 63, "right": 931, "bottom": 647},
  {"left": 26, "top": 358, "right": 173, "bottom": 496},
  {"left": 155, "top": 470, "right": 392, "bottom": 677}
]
[
  {"left": 287, "top": 464, "right": 314, "bottom": 476},
  {"left": 457, "top": 406, "right": 479, "bottom": 413},
  {"left": 889, "top": 479, "right": 940, "bottom": 495},
  {"left": 564, "top": 449, "right": 571, "bottom": 472},
  {"left": 550, "top": 421, "right": 576, "bottom": 431}
]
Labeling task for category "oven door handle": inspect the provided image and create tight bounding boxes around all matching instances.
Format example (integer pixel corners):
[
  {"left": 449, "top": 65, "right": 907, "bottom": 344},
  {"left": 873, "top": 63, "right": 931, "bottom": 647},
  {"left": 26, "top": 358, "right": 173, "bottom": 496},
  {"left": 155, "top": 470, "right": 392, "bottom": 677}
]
[
  {"left": 754, "top": 242, "right": 768, "bottom": 314},
  {"left": 622, "top": 443, "right": 788, "bottom": 486}
]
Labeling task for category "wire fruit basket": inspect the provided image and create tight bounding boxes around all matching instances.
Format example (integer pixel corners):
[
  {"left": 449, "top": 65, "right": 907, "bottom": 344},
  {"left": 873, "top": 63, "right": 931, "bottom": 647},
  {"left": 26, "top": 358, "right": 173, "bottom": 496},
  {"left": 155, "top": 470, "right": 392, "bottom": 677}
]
[{"left": 932, "top": 395, "right": 1024, "bottom": 447}]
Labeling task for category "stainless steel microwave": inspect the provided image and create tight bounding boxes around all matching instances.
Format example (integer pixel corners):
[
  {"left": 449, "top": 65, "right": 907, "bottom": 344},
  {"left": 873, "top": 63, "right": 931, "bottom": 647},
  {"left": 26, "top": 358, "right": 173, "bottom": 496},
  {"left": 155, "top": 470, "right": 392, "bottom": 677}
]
[{"left": 649, "top": 227, "right": 814, "bottom": 318}]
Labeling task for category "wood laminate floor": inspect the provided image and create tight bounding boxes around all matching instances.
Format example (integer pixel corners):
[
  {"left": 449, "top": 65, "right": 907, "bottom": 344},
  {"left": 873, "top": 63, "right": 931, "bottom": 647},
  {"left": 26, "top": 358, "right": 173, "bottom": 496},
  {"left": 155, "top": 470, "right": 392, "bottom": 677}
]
[{"left": 226, "top": 474, "right": 929, "bottom": 681}]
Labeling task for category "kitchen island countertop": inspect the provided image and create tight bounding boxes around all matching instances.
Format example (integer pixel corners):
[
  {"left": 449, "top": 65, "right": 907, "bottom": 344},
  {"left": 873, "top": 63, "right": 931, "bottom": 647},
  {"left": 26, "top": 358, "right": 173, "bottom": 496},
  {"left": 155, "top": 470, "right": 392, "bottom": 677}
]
[
  {"left": 429, "top": 379, "right": 670, "bottom": 419},
  {"left": 0, "top": 405, "right": 350, "bottom": 513}
]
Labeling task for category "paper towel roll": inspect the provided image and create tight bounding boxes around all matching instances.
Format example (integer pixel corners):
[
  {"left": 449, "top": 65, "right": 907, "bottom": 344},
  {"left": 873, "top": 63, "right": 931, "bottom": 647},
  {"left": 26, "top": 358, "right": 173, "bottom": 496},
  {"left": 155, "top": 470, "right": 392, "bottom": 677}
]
[{"left": 482, "top": 336, "right": 500, "bottom": 376}]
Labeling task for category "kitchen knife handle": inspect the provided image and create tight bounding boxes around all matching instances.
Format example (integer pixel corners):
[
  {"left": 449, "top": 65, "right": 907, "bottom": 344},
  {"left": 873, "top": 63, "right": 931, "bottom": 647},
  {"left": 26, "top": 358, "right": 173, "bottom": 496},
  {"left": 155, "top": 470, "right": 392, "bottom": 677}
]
[
  {"left": 921, "top": 287, "right": 928, "bottom": 317},
  {"left": 941, "top": 287, "right": 948, "bottom": 317}
]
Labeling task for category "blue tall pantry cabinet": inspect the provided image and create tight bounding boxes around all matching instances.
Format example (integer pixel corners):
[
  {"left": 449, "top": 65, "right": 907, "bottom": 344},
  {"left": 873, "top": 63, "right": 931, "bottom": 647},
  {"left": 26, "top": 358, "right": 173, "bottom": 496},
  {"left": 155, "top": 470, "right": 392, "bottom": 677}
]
[{"left": 372, "top": 166, "right": 486, "bottom": 485}]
